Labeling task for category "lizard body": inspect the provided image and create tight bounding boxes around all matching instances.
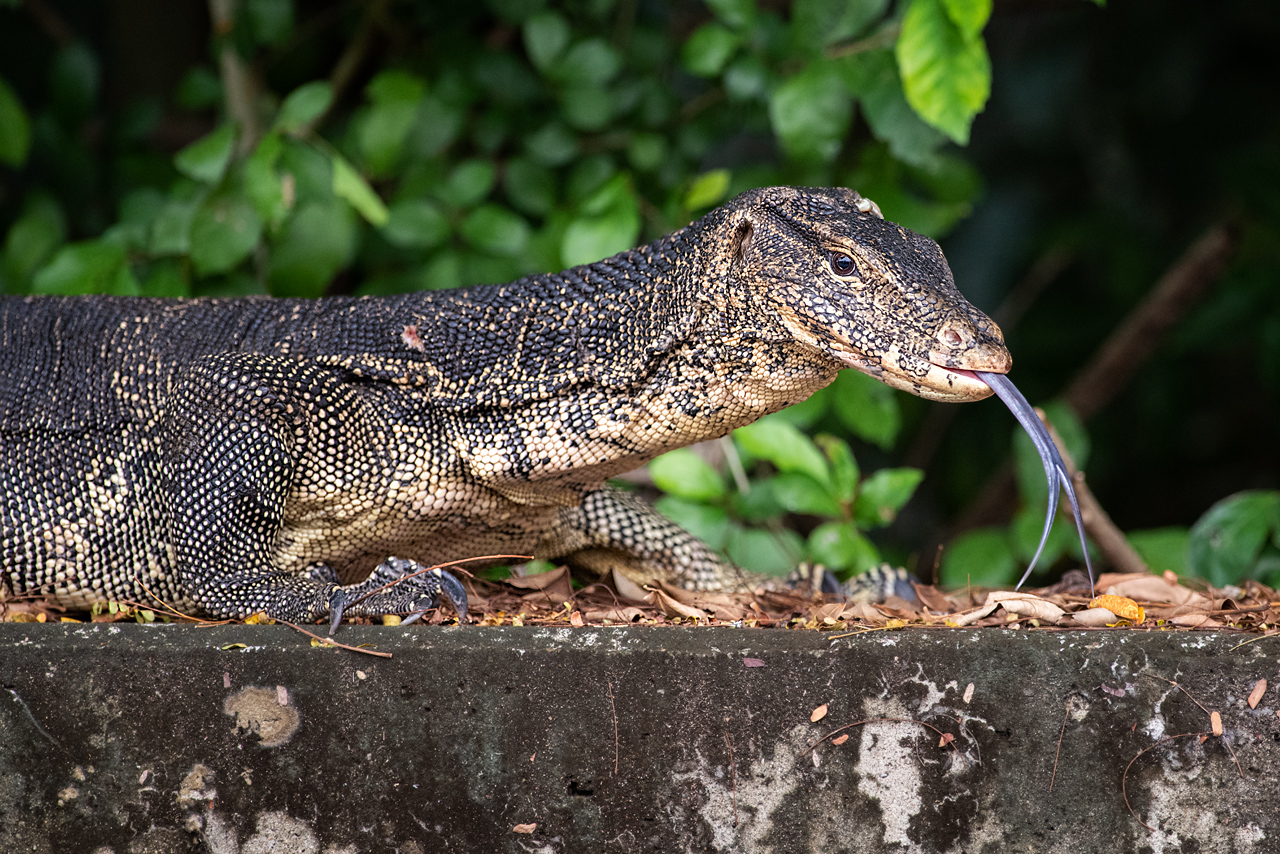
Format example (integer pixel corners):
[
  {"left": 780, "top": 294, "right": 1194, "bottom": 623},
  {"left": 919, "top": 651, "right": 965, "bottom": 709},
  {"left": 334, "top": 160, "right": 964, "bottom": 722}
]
[{"left": 1, "top": 187, "right": 1009, "bottom": 628}]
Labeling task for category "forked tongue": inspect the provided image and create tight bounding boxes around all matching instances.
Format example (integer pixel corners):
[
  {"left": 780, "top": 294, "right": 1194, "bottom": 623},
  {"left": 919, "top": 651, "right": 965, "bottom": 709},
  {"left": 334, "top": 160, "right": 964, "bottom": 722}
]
[{"left": 973, "top": 371, "right": 1094, "bottom": 592}]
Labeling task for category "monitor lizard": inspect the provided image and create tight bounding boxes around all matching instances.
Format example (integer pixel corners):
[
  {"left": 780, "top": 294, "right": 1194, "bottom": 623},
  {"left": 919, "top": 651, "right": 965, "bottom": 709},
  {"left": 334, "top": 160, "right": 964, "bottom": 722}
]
[{"left": 1, "top": 186, "right": 1016, "bottom": 632}]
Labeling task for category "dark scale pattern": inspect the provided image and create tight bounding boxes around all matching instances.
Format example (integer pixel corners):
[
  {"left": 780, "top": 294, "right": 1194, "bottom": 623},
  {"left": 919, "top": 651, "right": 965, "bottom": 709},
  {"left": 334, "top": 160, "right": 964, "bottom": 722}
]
[{"left": 0, "top": 187, "right": 1011, "bottom": 628}]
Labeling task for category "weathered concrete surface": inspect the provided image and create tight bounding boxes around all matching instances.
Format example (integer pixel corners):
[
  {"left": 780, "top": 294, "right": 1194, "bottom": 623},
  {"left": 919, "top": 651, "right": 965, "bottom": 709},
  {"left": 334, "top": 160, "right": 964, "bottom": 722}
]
[{"left": 0, "top": 624, "right": 1276, "bottom": 853}]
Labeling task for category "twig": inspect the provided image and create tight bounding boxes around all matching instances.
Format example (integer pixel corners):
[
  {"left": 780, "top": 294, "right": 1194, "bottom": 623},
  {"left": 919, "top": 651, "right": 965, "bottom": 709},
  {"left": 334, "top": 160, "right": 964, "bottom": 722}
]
[
  {"left": 1049, "top": 699, "right": 1071, "bottom": 793},
  {"left": 1143, "top": 674, "right": 1212, "bottom": 718},
  {"left": 725, "top": 731, "right": 738, "bottom": 826},
  {"left": 296, "top": 0, "right": 390, "bottom": 137},
  {"left": 208, "top": 0, "right": 261, "bottom": 153},
  {"left": 952, "top": 223, "right": 1238, "bottom": 536},
  {"left": 608, "top": 679, "right": 619, "bottom": 776},
  {"left": 274, "top": 618, "right": 393, "bottom": 658},
  {"left": 825, "top": 23, "right": 901, "bottom": 59}
]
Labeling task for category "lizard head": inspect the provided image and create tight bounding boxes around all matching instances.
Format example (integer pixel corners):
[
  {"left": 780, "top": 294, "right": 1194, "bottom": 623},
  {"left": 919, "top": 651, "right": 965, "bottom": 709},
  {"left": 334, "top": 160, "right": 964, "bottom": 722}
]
[{"left": 716, "top": 186, "right": 1010, "bottom": 402}]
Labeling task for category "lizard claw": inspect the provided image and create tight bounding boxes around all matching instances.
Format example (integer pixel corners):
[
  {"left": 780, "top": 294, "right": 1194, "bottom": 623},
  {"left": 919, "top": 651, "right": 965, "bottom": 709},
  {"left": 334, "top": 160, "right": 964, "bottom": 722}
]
[{"left": 434, "top": 568, "right": 469, "bottom": 624}]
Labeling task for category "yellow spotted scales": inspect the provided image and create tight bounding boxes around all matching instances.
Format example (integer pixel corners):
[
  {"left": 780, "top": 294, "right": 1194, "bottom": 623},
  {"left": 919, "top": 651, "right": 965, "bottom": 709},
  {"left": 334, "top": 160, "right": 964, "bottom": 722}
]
[{"left": 1, "top": 187, "right": 1010, "bottom": 630}]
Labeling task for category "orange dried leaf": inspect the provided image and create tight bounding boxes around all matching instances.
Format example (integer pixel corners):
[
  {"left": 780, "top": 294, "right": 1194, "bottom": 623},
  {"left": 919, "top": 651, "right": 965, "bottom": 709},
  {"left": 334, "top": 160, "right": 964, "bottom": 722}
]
[
  {"left": 1210, "top": 711, "right": 1223, "bottom": 737},
  {"left": 513, "top": 823, "right": 537, "bottom": 834},
  {"left": 938, "top": 732, "right": 955, "bottom": 748},
  {"left": 811, "top": 703, "right": 828, "bottom": 723},
  {"left": 1089, "top": 595, "right": 1145, "bottom": 623},
  {"left": 832, "top": 734, "right": 849, "bottom": 745},
  {"left": 1248, "top": 679, "right": 1267, "bottom": 709}
]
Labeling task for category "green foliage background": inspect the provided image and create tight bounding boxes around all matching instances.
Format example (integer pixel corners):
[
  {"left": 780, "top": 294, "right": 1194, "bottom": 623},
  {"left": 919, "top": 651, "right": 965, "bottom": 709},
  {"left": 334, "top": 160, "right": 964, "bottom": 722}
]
[{"left": 1, "top": 0, "right": 1277, "bottom": 589}]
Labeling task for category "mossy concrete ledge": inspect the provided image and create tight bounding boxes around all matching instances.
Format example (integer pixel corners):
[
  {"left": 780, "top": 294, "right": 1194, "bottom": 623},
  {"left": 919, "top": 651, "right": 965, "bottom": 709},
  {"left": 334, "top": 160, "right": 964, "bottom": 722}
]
[{"left": 1, "top": 624, "right": 1277, "bottom": 853}]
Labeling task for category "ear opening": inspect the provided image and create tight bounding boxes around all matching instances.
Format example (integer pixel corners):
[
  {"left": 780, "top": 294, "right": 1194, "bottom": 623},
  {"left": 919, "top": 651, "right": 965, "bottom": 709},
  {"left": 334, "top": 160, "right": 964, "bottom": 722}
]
[{"left": 731, "top": 220, "right": 754, "bottom": 263}]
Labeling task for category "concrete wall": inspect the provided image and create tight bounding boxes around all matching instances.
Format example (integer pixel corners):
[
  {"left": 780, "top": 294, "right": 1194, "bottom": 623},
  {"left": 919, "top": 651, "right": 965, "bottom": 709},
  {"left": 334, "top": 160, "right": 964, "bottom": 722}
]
[{"left": 0, "top": 624, "right": 1276, "bottom": 852}]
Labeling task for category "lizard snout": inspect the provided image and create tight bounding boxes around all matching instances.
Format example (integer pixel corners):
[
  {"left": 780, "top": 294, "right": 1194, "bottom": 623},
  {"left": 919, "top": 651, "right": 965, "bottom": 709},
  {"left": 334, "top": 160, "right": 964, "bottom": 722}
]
[{"left": 928, "top": 318, "right": 1012, "bottom": 374}]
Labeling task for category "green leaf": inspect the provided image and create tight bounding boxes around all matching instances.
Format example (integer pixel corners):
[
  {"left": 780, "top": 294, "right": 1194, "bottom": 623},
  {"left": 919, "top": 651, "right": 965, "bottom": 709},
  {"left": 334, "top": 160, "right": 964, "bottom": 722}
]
[
  {"left": 1009, "top": 503, "right": 1069, "bottom": 566},
  {"left": 175, "top": 125, "right": 236, "bottom": 183},
  {"left": 358, "top": 71, "right": 427, "bottom": 175},
  {"left": 682, "top": 23, "right": 741, "bottom": 78},
  {"left": 854, "top": 467, "right": 924, "bottom": 528},
  {"left": 524, "top": 122, "right": 579, "bottom": 167},
  {"left": 460, "top": 204, "right": 530, "bottom": 257},
  {"left": 2, "top": 196, "right": 65, "bottom": 287},
  {"left": 523, "top": 11, "right": 571, "bottom": 73},
  {"left": 244, "top": 136, "right": 288, "bottom": 227},
  {"left": 771, "top": 472, "right": 842, "bottom": 517},
  {"left": 895, "top": 0, "right": 991, "bottom": 145},
  {"left": 1188, "top": 491, "right": 1280, "bottom": 586},
  {"left": 268, "top": 200, "right": 356, "bottom": 297},
  {"left": 839, "top": 49, "right": 947, "bottom": 168},
  {"left": 382, "top": 199, "right": 449, "bottom": 250},
  {"left": 149, "top": 197, "right": 200, "bottom": 256},
  {"left": 1126, "top": 527, "right": 1191, "bottom": 575},
  {"left": 331, "top": 154, "right": 389, "bottom": 226},
  {"left": 732, "top": 479, "right": 785, "bottom": 522},
  {"left": 815, "top": 434, "right": 859, "bottom": 504},
  {"left": 768, "top": 61, "right": 851, "bottom": 163},
  {"left": 684, "top": 169, "right": 731, "bottom": 211},
  {"left": 559, "top": 85, "right": 614, "bottom": 131},
  {"left": 706, "top": 0, "right": 756, "bottom": 29},
  {"left": 176, "top": 67, "right": 222, "bottom": 110},
  {"left": 940, "top": 0, "right": 992, "bottom": 41},
  {"left": 734, "top": 416, "right": 832, "bottom": 488},
  {"left": 504, "top": 157, "right": 557, "bottom": 216},
  {"left": 940, "top": 527, "right": 1016, "bottom": 588},
  {"left": 554, "top": 38, "right": 622, "bottom": 86},
  {"left": 650, "top": 448, "right": 727, "bottom": 502},
  {"left": 32, "top": 241, "right": 138, "bottom": 296},
  {"left": 439, "top": 159, "right": 498, "bottom": 209},
  {"left": 791, "top": 0, "right": 889, "bottom": 48},
  {"left": 0, "top": 78, "right": 32, "bottom": 167},
  {"left": 561, "top": 174, "right": 640, "bottom": 267},
  {"left": 808, "top": 521, "right": 880, "bottom": 573},
  {"left": 190, "top": 195, "right": 263, "bottom": 276},
  {"left": 831, "top": 368, "right": 901, "bottom": 449},
  {"left": 654, "top": 497, "right": 731, "bottom": 550},
  {"left": 275, "top": 81, "right": 332, "bottom": 133},
  {"left": 726, "top": 526, "right": 805, "bottom": 575}
]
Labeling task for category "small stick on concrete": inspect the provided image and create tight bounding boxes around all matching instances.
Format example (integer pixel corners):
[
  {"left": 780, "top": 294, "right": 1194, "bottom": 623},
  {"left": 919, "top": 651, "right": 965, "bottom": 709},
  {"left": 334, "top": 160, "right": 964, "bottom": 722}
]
[
  {"left": 725, "top": 732, "right": 738, "bottom": 826},
  {"left": 608, "top": 679, "right": 619, "bottom": 776},
  {"left": 275, "top": 619, "right": 393, "bottom": 658},
  {"left": 1049, "top": 699, "right": 1071, "bottom": 794}
]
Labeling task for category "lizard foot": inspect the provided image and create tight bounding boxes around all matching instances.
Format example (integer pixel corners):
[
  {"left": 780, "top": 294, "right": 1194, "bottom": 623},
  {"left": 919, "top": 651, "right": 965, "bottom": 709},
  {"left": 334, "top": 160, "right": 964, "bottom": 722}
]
[
  {"left": 326, "top": 557, "right": 469, "bottom": 634},
  {"left": 791, "top": 563, "right": 918, "bottom": 605}
]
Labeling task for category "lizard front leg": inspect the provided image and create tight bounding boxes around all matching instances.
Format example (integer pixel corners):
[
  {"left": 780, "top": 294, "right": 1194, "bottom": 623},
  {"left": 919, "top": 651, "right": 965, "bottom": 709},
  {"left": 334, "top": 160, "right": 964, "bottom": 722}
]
[{"left": 160, "top": 354, "right": 466, "bottom": 631}]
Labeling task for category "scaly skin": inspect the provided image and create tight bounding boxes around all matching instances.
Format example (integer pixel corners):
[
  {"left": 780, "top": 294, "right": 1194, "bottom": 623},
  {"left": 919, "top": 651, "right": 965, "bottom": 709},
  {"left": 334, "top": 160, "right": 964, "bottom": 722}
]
[{"left": 0, "top": 187, "right": 1010, "bottom": 628}]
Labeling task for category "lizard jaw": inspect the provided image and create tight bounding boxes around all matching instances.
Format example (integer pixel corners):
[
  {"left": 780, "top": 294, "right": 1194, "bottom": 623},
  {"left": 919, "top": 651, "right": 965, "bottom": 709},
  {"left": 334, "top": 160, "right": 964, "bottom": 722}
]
[{"left": 831, "top": 347, "right": 1001, "bottom": 402}]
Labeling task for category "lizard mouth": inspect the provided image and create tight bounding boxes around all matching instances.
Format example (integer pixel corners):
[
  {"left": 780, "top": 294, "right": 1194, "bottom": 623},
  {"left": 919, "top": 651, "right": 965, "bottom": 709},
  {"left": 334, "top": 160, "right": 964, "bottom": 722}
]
[{"left": 831, "top": 347, "right": 1001, "bottom": 402}]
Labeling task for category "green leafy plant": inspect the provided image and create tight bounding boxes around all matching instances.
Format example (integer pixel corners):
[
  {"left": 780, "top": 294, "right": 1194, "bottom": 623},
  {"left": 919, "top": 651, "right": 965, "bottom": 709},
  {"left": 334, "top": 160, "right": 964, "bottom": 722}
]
[{"left": 648, "top": 369, "right": 921, "bottom": 579}]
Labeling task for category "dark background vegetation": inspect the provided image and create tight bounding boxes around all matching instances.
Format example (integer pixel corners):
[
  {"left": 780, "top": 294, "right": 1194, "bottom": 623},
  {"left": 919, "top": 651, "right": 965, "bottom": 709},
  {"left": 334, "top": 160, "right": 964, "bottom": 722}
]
[{"left": 1, "top": 0, "right": 1276, "bottom": 588}]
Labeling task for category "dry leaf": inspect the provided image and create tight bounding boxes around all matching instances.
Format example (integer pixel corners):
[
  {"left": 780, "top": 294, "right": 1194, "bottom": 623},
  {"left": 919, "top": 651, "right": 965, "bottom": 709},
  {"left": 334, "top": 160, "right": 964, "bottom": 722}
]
[
  {"left": 743, "top": 658, "right": 765, "bottom": 668},
  {"left": 1104, "top": 575, "right": 1212, "bottom": 609},
  {"left": 995, "top": 593, "right": 1066, "bottom": 623},
  {"left": 1071, "top": 607, "right": 1119, "bottom": 627},
  {"left": 963, "top": 683, "right": 974, "bottom": 703},
  {"left": 1088, "top": 595, "right": 1144, "bottom": 623},
  {"left": 608, "top": 568, "right": 650, "bottom": 602},
  {"left": 832, "top": 734, "right": 849, "bottom": 745},
  {"left": 1171, "top": 614, "right": 1223, "bottom": 628},
  {"left": 512, "top": 823, "right": 537, "bottom": 834},
  {"left": 569, "top": 610, "right": 584, "bottom": 627},
  {"left": 1210, "top": 711, "right": 1223, "bottom": 737},
  {"left": 811, "top": 704, "right": 828, "bottom": 723},
  {"left": 646, "top": 589, "right": 706, "bottom": 620},
  {"left": 938, "top": 733, "right": 955, "bottom": 748},
  {"left": 1248, "top": 679, "right": 1267, "bottom": 709}
]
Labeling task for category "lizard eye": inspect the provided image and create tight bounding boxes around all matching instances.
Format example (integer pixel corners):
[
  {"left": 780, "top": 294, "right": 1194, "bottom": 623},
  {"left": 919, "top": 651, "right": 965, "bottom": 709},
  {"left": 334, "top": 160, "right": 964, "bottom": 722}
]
[{"left": 828, "top": 251, "right": 855, "bottom": 276}]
